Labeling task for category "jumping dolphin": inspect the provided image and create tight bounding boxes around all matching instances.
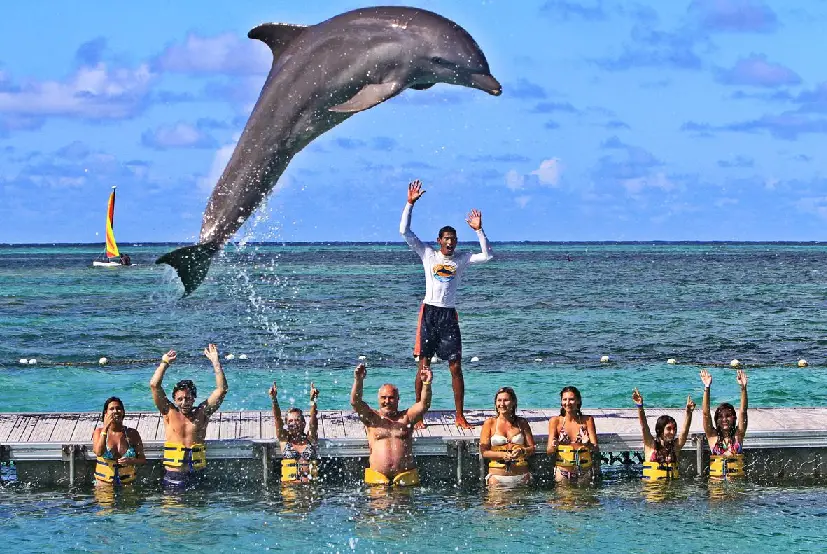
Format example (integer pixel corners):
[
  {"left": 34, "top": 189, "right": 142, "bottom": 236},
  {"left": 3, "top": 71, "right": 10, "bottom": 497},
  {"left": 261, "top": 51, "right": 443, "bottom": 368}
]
[{"left": 156, "top": 6, "right": 502, "bottom": 295}]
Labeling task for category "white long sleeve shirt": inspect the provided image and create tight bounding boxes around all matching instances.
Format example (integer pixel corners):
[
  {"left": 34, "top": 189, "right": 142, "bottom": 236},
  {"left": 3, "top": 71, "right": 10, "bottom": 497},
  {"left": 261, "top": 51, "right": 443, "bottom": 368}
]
[{"left": 400, "top": 202, "right": 493, "bottom": 308}]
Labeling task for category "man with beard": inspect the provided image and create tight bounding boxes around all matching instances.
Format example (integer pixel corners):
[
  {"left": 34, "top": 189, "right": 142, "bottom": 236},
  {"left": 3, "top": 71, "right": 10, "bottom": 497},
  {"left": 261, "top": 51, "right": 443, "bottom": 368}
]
[
  {"left": 400, "top": 179, "right": 493, "bottom": 429},
  {"left": 149, "top": 344, "right": 228, "bottom": 489},
  {"left": 350, "top": 363, "right": 432, "bottom": 486}
]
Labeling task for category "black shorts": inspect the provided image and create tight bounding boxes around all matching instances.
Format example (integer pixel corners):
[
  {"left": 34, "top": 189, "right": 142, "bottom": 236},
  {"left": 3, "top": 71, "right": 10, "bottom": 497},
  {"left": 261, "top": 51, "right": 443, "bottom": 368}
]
[{"left": 413, "top": 303, "right": 461, "bottom": 362}]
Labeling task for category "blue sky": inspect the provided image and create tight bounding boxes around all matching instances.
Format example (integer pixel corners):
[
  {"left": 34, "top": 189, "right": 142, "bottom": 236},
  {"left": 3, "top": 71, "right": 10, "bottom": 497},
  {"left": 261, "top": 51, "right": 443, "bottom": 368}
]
[{"left": 2, "top": 0, "right": 827, "bottom": 243}]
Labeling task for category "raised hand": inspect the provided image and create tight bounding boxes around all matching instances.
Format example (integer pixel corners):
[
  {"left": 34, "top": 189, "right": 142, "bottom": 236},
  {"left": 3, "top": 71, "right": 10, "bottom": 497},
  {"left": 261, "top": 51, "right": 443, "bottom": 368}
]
[
  {"left": 686, "top": 395, "right": 696, "bottom": 411},
  {"left": 310, "top": 382, "right": 319, "bottom": 402},
  {"left": 700, "top": 369, "right": 712, "bottom": 388},
  {"left": 102, "top": 411, "right": 114, "bottom": 430},
  {"left": 269, "top": 381, "right": 278, "bottom": 400},
  {"left": 736, "top": 369, "right": 748, "bottom": 389},
  {"left": 632, "top": 388, "right": 643, "bottom": 405},
  {"left": 408, "top": 180, "right": 425, "bottom": 204},
  {"left": 465, "top": 209, "right": 482, "bottom": 231},
  {"left": 354, "top": 363, "right": 367, "bottom": 380},
  {"left": 162, "top": 350, "right": 177, "bottom": 364},
  {"left": 204, "top": 344, "right": 220, "bottom": 364},
  {"left": 419, "top": 366, "right": 433, "bottom": 384}
]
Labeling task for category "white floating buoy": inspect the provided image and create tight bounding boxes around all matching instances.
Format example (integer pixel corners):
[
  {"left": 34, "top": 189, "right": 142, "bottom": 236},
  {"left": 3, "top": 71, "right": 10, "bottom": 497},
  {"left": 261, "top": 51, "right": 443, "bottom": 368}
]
[
  {"left": 798, "top": 359, "right": 808, "bottom": 368},
  {"left": 224, "top": 353, "right": 235, "bottom": 360},
  {"left": 98, "top": 357, "right": 109, "bottom": 366},
  {"left": 19, "top": 358, "right": 28, "bottom": 365},
  {"left": 238, "top": 354, "right": 248, "bottom": 360},
  {"left": 730, "top": 359, "right": 741, "bottom": 368},
  {"left": 358, "top": 355, "right": 367, "bottom": 360},
  {"left": 667, "top": 358, "right": 677, "bottom": 365},
  {"left": 534, "top": 358, "right": 543, "bottom": 362},
  {"left": 470, "top": 356, "right": 479, "bottom": 362},
  {"left": 28, "top": 359, "right": 37, "bottom": 365},
  {"left": 600, "top": 355, "right": 610, "bottom": 363}
]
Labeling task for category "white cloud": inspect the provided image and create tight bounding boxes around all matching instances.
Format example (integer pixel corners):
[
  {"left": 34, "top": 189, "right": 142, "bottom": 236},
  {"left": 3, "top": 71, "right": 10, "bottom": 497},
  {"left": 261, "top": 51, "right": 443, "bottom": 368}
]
[
  {"left": 154, "top": 33, "right": 270, "bottom": 76},
  {"left": 764, "top": 176, "right": 779, "bottom": 190},
  {"left": 531, "top": 157, "right": 563, "bottom": 186},
  {"left": 0, "top": 63, "right": 155, "bottom": 120},
  {"left": 794, "top": 197, "right": 827, "bottom": 219},
  {"left": 505, "top": 169, "right": 525, "bottom": 190},
  {"left": 142, "top": 122, "right": 216, "bottom": 150},
  {"left": 621, "top": 172, "right": 676, "bottom": 194},
  {"left": 515, "top": 195, "right": 531, "bottom": 208}
]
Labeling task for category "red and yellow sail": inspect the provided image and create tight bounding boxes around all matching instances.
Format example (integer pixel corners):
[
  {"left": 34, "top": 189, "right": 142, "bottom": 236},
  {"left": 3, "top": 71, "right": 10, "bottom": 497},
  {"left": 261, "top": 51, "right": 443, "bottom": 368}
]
[{"left": 105, "top": 187, "right": 120, "bottom": 258}]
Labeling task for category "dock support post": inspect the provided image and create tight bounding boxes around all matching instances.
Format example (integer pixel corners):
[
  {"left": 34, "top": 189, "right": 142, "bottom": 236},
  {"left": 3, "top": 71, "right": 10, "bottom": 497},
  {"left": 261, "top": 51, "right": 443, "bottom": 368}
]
[
  {"left": 62, "top": 444, "right": 80, "bottom": 487},
  {"left": 479, "top": 449, "right": 486, "bottom": 485},
  {"left": 455, "top": 441, "right": 465, "bottom": 485},
  {"left": 261, "top": 443, "right": 271, "bottom": 489},
  {"left": 695, "top": 434, "right": 703, "bottom": 478}
]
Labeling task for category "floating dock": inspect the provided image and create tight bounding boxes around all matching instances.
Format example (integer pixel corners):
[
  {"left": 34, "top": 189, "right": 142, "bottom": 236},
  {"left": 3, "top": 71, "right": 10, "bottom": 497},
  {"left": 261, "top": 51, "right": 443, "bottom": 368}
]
[{"left": 2, "top": 408, "right": 826, "bottom": 486}]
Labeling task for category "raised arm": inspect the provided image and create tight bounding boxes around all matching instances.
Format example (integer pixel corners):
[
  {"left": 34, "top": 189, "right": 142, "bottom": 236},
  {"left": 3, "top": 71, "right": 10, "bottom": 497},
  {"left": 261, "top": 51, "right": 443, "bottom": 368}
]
[
  {"left": 406, "top": 367, "right": 433, "bottom": 424},
  {"left": 632, "top": 388, "right": 654, "bottom": 449},
  {"left": 400, "top": 180, "right": 428, "bottom": 256},
  {"left": 676, "top": 394, "right": 696, "bottom": 451},
  {"left": 149, "top": 350, "right": 176, "bottom": 415},
  {"left": 350, "top": 363, "right": 381, "bottom": 426},
  {"left": 736, "top": 369, "right": 748, "bottom": 439},
  {"left": 202, "top": 344, "right": 228, "bottom": 417},
  {"left": 466, "top": 209, "right": 493, "bottom": 263},
  {"left": 700, "top": 369, "right": 715, "bottom": 439},
  {"left": 92, "top": 411, "right": 115, "bottom": 457},
  {"left": 269, "top": 381, "right": 287, "bottom": 442},
  {"left": 308, "top": 382, "right": 319, "bottom": 443}
]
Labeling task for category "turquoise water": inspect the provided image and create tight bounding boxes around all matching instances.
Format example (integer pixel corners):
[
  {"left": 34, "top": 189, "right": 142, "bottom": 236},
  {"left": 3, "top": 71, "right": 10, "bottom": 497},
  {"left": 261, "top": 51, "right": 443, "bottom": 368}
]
[{"left": 2, "top": 243, "right": 827, "bottom": 551}]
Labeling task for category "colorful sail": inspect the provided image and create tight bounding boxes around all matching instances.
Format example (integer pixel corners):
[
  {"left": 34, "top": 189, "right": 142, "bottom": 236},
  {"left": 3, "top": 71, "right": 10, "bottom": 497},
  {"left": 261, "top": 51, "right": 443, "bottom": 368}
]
[{"left": 105, "top": 187, "right": 120, "bottom": 258}]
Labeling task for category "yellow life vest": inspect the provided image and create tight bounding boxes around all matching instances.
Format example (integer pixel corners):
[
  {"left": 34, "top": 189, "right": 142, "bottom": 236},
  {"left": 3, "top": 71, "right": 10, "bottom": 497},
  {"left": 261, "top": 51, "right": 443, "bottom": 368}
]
[
  {"left": 709, "top": 454, "right": 744, "bottom": 479},
  {"left": 642, "top": 460, "right": 679, "bottom": 481},
  {"left": 364, "top": 467, "right": 420, "bottom": 487},
  {"left": 556, "top": 445, "right": 592, "bottom": 469},
  {"left": 281, "top": 458, "right": 319, "bottom": 483},
  {"left": 163, "top": 442, "right": 206, "bottom": 471},
  {"left": 94, "top": 456, "right": 136, "bottom": 485},
  {"left": 488, "top": 445, "right": 529, "bottom": 470}
]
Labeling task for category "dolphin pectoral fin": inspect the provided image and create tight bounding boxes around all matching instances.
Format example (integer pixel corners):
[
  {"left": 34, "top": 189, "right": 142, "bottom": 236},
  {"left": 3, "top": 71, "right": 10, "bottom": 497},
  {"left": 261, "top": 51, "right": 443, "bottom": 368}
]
[
  {"left": 410, "top": 83, "right": 435, "bottom": 90},
  {"left": 155, "top": 242, "right": 221, "bottom": 296},
  {"left": 329, "top": 82, "right": 401, "bottom": 113},
  {"left": 248, "top": 23, "right": 306, "bottom": 58}
]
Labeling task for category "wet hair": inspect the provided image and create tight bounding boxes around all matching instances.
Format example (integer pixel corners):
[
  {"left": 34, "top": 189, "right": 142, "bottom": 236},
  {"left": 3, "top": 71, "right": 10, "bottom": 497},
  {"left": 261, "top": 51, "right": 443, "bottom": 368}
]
[
  {"left": 559, "top": 386, "right": 583, "bottom": 417},
  {"left": 173, "top": 379, "right": 197, "bottom": 399},
  {"left": 494, "top": 387, "right": 518, "bottom": 416},
  {"left": 714, "top": 402, "right": 737, "bottom": 441},
  {"left": 653, "top": 415, "right": 678, "bottom": 463},
  {"left": 286, "top": 407, "right": 305, "bottom": 420},
  {"left": 438, "top": 225, "right": 457, "bottom": 239},
  {"left": 101, "top": 396, "right": 124, "bottom": 419}
]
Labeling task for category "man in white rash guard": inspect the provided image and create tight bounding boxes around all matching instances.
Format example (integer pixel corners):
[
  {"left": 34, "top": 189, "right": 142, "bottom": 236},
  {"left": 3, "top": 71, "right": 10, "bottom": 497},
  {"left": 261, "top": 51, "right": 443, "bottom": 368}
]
[{"left": 400, "top": 179, "right": 493, "bottom": 429}]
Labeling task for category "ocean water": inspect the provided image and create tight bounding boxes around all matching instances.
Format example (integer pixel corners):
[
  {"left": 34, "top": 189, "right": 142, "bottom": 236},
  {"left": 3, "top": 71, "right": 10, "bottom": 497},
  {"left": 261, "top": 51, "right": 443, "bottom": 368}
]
[{"left": 2, "top": 242, "right": 827, "bottom": 552}]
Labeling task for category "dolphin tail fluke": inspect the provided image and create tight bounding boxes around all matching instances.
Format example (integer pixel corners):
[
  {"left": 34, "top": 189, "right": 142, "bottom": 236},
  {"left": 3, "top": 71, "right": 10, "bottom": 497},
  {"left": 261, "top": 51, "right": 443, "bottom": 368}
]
[{"left": 155, "top": 242, "right": 221, "bottom": 296}]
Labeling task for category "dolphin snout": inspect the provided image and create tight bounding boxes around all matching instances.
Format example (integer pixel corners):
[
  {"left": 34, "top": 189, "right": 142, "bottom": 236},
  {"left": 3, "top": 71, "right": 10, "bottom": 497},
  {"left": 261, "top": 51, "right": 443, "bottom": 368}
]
[{"left": 470, "top": 73, "right": 502, "bottom": 96}]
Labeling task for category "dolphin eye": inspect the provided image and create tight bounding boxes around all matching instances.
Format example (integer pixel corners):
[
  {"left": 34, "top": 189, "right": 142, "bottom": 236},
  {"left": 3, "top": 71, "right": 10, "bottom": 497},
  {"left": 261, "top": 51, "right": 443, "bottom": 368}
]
[{"left": 431, "top": 56, "right": 445, "bottom": 65}]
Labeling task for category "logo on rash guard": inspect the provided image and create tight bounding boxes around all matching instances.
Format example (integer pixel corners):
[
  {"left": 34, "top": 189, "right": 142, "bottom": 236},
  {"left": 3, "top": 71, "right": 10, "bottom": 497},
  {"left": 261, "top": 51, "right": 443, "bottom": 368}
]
[{"left": 432, "top": 263, "right": 456, "bottom": 282}]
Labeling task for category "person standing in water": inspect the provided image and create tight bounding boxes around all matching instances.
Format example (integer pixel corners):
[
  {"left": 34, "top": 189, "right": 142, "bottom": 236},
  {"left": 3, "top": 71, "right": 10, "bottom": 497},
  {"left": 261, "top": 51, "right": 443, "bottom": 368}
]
[
  {"left": 269, "top": 380, "right": 320, "bottom": 484},
  {"left": 400, "top": 179, "right": 493, "bottom": 429},
  {"left": 700, "top": 368, "right": 748, "bottom": 480},
  {"left": 92, "top": 397, "right": 146, "bottom": 486},
  {"left": 351, "top": 363, "right": 432, "bottom": 486},
  {"left": 149, "top": 344, "right": 228, "bottom": 489},
  {"left": 631, "top": 388, "right": 695, "bottom": 481}
]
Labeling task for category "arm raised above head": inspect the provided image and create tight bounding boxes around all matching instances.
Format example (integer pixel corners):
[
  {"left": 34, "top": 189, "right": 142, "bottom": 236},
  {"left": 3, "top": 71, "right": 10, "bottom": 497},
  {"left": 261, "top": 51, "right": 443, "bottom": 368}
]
[
  {"left": 467, "top": 209, "right": 493, "bottom": 263},
  {"left": 203, "top": 344, "right": 228, "bottom": 417},
  {"left": 406, "top": 367, "right": 433, "bottom": 424},
  {"left": 737, "top": 370, "right": 748, "bottom": 439},
  {"left": 676, "top": 394, "right": 696, "bottom": 452},
  {"left": 700, "top": 369, "right": 715, "bottom": 439},
  {"left": 149, "top": 350, "right": 176, "bottom": 415},
  {"left": 632, "top": 388, "right": 654, "bottom": 449},
  {"left": 350, "top": 364, "right": 381, "bottom": 426}
]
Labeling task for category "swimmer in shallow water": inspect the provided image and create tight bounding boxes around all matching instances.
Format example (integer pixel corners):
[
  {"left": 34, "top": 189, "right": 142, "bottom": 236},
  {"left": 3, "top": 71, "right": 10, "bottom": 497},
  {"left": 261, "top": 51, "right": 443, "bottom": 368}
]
[
  {"left": 700, "top": 368, "right": 748, "bottom": 480},
  {"left": 547, "top": 386, "right": 599, "bottom": 484},
  {"left": 92, "top": 396, "right": 146, "bottom": 486},
  {"left": 632, "top": 388, "right": 695, "bottom": 481},
  {"left": 270, "top": 380, "right": 319, "bottom": 484},
  {"left": 149, "top": 345, "right": 228, "bottom": 489},
  {"left": 480, "top": 386, "right": 535, "bottom": 487},
  {"left": 351, "top": 363, "right": 432, "bottom": 487}
]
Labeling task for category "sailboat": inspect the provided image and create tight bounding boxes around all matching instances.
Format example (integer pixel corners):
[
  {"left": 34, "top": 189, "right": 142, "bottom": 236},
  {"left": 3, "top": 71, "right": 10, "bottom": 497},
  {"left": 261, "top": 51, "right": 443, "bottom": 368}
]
[{"left": 92, "top": 186, "right": 132, "bottom": 267}]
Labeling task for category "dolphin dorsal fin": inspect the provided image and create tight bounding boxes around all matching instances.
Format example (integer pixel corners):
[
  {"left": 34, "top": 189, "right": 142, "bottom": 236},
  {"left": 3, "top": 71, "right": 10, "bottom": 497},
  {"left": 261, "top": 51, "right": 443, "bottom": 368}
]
[{"left": 248, "top": 22, "right": 306, "bottom": 59}]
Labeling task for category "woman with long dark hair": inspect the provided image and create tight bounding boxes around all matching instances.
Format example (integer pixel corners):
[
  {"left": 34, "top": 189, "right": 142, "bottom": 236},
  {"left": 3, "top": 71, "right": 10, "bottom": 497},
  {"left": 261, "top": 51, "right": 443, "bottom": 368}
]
[
  {"left": 91, "top": 397, "right": 146, "bottom": 486},
  {"left": 631, "top": 388, "right": 695, "bottom": 480},
  {"left": 700, "top": 368, "right": 748, "bottom": 480},
  {"left": 269, "top": 381, "right": 320, "bottom": 484},
  {"left": 479, "top": 387, "right": 535, "bottom": 487},
  {"left": 547, "top": 386, "right": 598, "bottom": 483}
]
